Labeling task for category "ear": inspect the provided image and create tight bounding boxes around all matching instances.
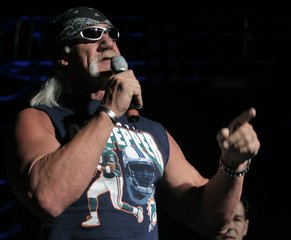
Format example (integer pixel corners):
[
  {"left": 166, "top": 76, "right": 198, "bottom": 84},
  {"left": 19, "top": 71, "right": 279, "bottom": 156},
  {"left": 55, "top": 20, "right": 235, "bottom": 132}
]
[{"left": 57, "top": 45, "right": 71, "bottom": 66}]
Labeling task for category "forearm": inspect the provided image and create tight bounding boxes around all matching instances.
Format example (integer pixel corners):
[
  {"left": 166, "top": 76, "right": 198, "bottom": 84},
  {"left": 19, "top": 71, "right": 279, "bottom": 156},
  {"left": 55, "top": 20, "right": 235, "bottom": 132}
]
[
  {"left": 28, "top": 111, "right": 113, "bottom": 216},
  {"left": 160, "top": 169, "right": 245, "bottom": 236},
  {"left": 198, "top": 164, "right": 247, "bottom": 235},
  {"left": 161, "top": 154, "right": 248, "bottom": 236}
]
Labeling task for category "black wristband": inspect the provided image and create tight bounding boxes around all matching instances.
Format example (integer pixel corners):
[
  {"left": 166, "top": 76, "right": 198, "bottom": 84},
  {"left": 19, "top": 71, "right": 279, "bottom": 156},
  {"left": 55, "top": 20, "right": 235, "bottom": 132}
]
[
  {"left": 219, "top": 158, "right": 251, "bottom": 178},
  {"left": 96, "top": 106, "right": 118, "bottom": 125}
]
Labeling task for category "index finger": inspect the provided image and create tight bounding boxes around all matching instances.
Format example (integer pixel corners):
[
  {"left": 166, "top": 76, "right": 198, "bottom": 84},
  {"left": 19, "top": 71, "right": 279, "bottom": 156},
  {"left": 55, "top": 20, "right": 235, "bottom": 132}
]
[{"left": 228, "top": 107, "right": 256, "bottom": 132}]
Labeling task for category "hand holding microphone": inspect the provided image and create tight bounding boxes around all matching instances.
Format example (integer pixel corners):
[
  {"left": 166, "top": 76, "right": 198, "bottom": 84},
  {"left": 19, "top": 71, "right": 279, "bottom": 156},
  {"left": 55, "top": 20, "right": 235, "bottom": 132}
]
[{"left": 111, "top": 55, "right": 141, "bottom": 123}]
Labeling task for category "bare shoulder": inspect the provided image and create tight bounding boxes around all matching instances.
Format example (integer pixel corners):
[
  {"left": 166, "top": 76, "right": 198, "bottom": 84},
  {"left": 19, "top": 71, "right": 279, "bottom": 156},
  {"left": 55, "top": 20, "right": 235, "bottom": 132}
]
[
  {"left": 17, "top": 107, "right": 49, "bottom": 121},
  {"left": 16, "top": 107, "right": 54, "bottom": 135},
  {"left": 12, "top": 107, "right": 59, "bottom": 168}
]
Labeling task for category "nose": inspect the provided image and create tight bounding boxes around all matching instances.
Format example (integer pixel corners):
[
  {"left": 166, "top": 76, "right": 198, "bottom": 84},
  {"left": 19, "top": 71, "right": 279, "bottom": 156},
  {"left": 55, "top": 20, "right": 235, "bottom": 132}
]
[{"left": 98, "top": 32, "right": 114, "bottom": 51}]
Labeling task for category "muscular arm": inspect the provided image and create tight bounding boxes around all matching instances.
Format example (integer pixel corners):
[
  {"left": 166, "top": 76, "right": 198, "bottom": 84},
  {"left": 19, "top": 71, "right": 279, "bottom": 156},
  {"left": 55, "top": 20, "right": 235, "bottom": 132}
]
[
  {"left": 6, "top": 64, "right": 142, "bottom": 220},
  {"left": 159, "top": 108, "right": 260, "bottom": 236},
  {"left": 7, "top": 107, "right": 114, "bottom": 218}
]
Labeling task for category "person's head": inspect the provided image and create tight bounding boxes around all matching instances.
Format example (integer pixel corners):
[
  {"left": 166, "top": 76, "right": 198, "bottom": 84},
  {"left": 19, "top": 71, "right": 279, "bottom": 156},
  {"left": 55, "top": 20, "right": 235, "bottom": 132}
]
[
  {"left": 215, "top": 195, "right": 249, "bottom": 240},
  {"left": 30, "top": 6, "right": 121, "bottom": 107}
]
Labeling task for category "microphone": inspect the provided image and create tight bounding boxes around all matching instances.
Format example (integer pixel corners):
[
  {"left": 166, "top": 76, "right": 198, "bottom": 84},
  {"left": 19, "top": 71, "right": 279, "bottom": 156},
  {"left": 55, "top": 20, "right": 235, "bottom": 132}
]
[{"left": 111, "top": 55, "right": 139, "bottom": 123}]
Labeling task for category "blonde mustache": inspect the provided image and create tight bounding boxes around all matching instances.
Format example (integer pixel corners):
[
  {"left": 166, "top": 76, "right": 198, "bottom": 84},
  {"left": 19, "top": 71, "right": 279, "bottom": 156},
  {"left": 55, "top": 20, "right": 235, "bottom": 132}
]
[
  {"left": 98, "top": 50, "right": 118, "bottom": 61},
  {"left": 89, "top": 50, "right": 118, "bottom": 77}
]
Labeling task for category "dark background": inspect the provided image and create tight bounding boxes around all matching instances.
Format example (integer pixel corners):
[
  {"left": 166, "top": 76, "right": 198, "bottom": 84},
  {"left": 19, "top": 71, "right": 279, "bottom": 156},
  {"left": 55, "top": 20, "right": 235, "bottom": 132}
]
[{"left": 1, "top": 1, "right": 290, "bottom": 239}]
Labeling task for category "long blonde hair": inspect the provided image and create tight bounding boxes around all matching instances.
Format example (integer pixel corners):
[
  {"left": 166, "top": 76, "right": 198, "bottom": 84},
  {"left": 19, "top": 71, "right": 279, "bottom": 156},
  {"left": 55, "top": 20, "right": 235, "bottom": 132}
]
[{"left": 30, "top": 70, "right": 63, "bottom": 107}]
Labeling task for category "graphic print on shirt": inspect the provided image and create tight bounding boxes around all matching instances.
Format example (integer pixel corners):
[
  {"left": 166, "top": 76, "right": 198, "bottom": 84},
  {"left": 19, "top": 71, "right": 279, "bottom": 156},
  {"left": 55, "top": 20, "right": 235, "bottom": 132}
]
[
  {"left": 82, "top": 124, "right": 164, "bottom": 232},
  {"left": 81, "top": 146, "right": 144, "bottom": 227},
  {"left": 123, "top": 145, "right": 157, "bottom": 205},
  {"left": 147, "top": 197, "right": 157, "bottom": 232}
]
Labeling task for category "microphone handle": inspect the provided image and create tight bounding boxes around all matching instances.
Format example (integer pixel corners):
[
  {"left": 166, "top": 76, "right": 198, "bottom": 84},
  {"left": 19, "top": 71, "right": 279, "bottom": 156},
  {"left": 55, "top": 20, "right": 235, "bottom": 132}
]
[
  {"left": 110, "top": 55, "right": 139, "bottom": 123},
  {"left": 127, "top": 101, "right": 139, "bottom": 123}
]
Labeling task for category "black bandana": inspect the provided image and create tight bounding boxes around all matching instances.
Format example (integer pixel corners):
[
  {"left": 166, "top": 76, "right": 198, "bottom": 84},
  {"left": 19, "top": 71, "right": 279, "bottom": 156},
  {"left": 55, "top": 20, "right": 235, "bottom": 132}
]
[{"left": 52, "top": 6, "right": 112, "bottom": 43}]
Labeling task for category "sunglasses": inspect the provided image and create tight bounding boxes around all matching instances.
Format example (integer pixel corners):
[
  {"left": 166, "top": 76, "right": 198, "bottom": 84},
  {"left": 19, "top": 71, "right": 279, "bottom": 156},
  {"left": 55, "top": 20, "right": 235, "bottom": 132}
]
[{"left": 75, "top": 26, "right": 120, "bottom": 41}]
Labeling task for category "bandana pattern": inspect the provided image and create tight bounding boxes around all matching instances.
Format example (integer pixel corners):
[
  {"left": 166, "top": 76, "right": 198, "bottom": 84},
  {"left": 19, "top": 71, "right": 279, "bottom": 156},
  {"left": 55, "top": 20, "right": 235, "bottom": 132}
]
[
  {"left": 51, "top": 6, "right": 113, "bottom": 45},
  {"left": 58, "top": 17, "right": 112, "bottom": 42}
]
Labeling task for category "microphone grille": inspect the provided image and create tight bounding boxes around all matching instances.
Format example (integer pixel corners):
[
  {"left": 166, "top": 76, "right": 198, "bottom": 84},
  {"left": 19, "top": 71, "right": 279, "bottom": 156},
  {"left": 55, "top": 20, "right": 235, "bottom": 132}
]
[{"left": 111, "top": 55, "right": 128, "bottom": 73}]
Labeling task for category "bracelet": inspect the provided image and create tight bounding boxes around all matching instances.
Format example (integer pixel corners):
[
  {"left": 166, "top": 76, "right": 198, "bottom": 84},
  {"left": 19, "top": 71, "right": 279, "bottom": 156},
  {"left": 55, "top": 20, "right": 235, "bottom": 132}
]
[
  {"left": 96, "top": 105, "right": 118, "bottom": 125},
  {"left": 219, "top": 158, "right": 251, "bottom": 178}
]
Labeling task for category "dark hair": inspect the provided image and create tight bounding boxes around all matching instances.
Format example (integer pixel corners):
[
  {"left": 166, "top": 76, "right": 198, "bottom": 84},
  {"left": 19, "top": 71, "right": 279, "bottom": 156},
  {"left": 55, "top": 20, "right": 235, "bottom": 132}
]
[{"left": 240, "top": 195, "right": 250, "bottom": 220}]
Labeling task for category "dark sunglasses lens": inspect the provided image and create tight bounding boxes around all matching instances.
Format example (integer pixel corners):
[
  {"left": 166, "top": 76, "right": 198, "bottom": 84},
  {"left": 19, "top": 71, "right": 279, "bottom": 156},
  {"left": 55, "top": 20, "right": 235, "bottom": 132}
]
[
  {"left": 108, "top": 28, "right": 119, "bottom": 40},
  {"left": 82, "top": 28, "right": 103, "bottom": 39}
]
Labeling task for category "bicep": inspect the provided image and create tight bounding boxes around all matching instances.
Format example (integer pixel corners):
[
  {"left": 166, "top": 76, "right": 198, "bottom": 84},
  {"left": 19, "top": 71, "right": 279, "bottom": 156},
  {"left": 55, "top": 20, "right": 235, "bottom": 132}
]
[
  {"left": 158, "top": 132, "right": 209, "bottom": 225},
  {"left": 163, "top": 131, "right": 208, "bottom": 195}
]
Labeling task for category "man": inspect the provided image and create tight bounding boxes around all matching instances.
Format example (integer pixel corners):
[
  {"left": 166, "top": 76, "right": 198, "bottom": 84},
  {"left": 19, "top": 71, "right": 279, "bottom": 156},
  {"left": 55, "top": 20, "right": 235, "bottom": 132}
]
[
  {"left": 5, "top": 6, "right": 260, "bottom": 239},
  {"left": 214, "top": 195, "right": 250, "bottom": 240},
  {"left": 82, "top": 146, "right": 144, "bottom": 227}
]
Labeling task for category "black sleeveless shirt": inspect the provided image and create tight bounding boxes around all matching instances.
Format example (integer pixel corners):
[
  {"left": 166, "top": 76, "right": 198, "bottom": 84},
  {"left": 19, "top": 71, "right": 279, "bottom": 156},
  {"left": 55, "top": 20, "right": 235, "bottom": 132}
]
[{"left": 34, "top": 95, "right": 170, "bottom": 240}]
